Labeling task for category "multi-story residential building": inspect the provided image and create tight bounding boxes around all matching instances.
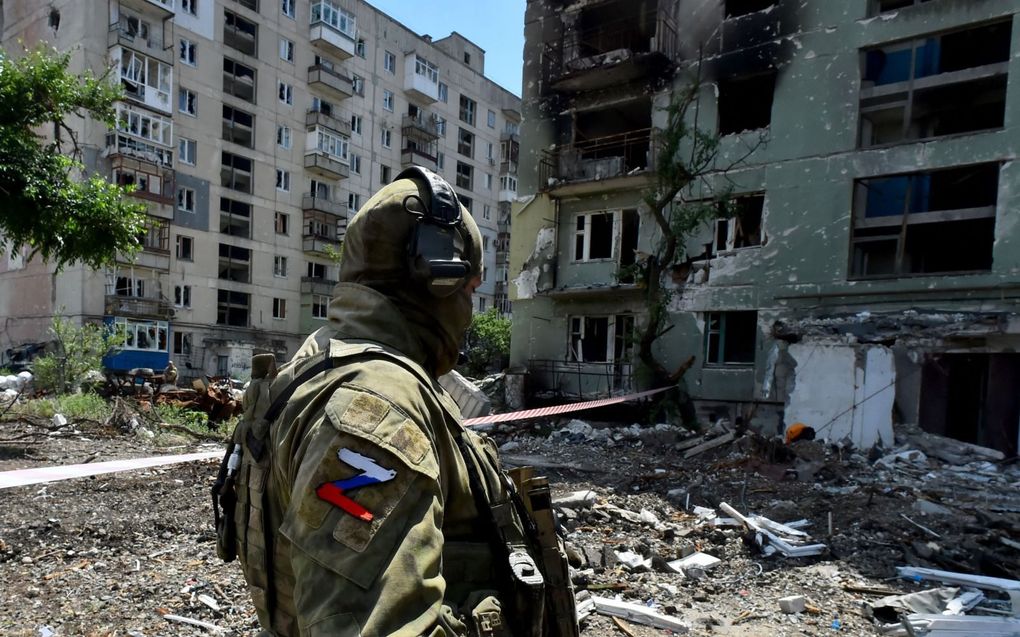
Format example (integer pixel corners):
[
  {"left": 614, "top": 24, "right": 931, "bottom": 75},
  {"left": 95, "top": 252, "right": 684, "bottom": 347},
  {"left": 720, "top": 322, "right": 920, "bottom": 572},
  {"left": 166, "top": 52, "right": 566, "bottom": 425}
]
[
  {"left": 511, "top": 0, "right": 1020, "bottom": 455},
  {"left": 0, "top": 0, "right": 519, "bottom": 379}
]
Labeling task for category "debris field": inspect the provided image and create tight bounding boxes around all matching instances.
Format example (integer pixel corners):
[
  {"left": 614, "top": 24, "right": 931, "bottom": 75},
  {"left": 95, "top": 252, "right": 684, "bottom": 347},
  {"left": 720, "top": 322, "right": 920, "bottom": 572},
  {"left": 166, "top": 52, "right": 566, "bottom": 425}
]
[{"left": 1, "top": 409, "right": 1018, "bottom": 636}]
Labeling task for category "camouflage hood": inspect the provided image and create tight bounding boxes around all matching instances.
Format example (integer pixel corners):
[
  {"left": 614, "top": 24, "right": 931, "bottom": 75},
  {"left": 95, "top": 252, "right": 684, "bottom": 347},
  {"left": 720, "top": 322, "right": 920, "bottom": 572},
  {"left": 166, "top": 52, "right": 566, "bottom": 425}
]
[{"left": 333, "top": 176, "right": 482, "bottom": 376}]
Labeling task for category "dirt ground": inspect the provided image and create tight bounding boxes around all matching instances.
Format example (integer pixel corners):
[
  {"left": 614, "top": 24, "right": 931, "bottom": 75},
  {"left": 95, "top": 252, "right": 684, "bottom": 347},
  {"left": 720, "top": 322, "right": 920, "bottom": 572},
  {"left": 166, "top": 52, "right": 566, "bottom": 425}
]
[{"left": 1, "top": 414, "right": 1017, "bottom": 636}]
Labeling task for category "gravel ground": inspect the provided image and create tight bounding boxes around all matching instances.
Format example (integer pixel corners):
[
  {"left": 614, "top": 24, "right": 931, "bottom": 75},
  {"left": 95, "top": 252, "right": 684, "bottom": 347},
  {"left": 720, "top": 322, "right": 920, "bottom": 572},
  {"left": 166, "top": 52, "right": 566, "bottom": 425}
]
[{"left": 1, "top": 415, "right": 1017, "bottom": 636}]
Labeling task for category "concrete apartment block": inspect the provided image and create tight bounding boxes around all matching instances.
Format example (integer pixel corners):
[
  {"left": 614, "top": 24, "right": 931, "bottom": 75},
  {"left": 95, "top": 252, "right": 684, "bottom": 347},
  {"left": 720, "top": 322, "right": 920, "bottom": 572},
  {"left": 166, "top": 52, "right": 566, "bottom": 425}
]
[
  {"left": 0, "top": 0, "right": 520, "bottom": 381},
  {"left": 511, "top": 0, "right": 1020, "bottom": 455}
]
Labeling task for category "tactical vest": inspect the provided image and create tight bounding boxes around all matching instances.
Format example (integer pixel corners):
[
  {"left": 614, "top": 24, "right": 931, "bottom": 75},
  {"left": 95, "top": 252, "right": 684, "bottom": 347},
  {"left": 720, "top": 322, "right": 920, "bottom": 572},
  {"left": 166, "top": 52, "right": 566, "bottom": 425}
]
[{"left": 212, "top": 341, "right": 578, "bottom": 637}]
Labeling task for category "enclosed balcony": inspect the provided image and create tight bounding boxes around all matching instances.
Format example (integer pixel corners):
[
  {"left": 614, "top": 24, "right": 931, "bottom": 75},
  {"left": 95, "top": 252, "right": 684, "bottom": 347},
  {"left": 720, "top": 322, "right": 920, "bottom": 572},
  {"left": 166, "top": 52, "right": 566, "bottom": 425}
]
[
  {"left": 112, "top": 46, "right": 173, "bottom": 113},
  {"left": 548, "top": 0, "right": 678, "bottom": 93},
  {"left": 310, "top": 1, "right": 356, "bottom": 59},
  {"left": 302, "top": 210, "right": 346, "bottom": 255},
  {"left": 403, "top": 53, "right": 440, "bottom": 103},
  {"left": 109, "top": 154, "right": 175, "bottom": 213},
  {"left": 308, "top": 64, "right": 354, "bottom": 100}
]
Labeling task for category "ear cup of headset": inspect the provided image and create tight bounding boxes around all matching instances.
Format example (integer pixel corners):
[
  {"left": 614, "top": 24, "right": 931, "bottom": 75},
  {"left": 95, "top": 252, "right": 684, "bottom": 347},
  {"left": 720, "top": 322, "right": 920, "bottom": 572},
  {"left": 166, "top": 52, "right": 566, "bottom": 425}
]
[{"left": 396, "top": 166, "right": 473, "bottom": 298}]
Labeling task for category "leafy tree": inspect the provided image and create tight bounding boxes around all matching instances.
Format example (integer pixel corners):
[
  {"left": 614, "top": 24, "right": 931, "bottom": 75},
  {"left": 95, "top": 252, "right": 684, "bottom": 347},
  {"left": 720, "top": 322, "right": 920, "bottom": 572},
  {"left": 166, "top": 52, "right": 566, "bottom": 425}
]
[
  {"left": 33, "top": 314, "right": 126, "bottom": 394},
  {"left": 635, "top": 78, "right": 764, "bottom": 423},
  {"left": 0, "top": 47, "right": 147, "bottom": 269},
  {"left": 461, "top": 309, "right": 511, "bottom": 377}
]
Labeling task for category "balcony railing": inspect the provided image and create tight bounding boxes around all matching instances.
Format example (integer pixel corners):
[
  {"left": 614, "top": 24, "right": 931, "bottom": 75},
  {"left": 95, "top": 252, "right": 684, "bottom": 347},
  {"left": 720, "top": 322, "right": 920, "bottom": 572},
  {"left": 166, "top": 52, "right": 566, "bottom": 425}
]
[
  {"left": 104, "top": 294, "right": 174, "bottom": 320},
  {"left": 300, "top": 276, "right": 337, "bottom": 296},
  {"left": 539, "top": 128, "right": 653, "bottom": 189},
  {"left": 302, "top": 194, "right": 345, "bottom": 216},
  {"left": 308, "top": 64, "right": 354, "bottom": 99},
  {"left": 304, "top": 152, "right": 349, "bottom": 179},
  {"left": 306, "top": 109, "right": 351, "bottom": 136},
  {"left": 400, "top": 147, "right": 438, "bottom": 171},
  {"left": 401, "top": 113, "right": 440, "bottom": 139},
  {"left": 108, "top": 23, "right": 172, "bottom": 65}
]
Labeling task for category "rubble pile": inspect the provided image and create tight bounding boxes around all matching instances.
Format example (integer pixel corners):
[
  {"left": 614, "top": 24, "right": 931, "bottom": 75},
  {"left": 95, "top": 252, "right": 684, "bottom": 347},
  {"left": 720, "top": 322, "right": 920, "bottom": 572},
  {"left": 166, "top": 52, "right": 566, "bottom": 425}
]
[
  {"left": 153, "top": 378, "right": 244, "bottom": 423},
  {"left": 0, "top": 409, "right": 1017, "bottom": 635}
]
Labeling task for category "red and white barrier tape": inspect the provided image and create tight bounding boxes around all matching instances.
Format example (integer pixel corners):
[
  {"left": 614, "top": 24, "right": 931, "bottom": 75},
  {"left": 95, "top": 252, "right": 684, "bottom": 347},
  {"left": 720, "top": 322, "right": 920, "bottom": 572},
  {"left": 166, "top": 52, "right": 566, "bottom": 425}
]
[
  {"left": 0, "top": 386, "right": 672, "bottom": 490},
  {"left": 0, "top": 451, "right": 221, "bottom": 490},
  {"left": 462, "top": 385, "right": 672, "bottom": 426}
]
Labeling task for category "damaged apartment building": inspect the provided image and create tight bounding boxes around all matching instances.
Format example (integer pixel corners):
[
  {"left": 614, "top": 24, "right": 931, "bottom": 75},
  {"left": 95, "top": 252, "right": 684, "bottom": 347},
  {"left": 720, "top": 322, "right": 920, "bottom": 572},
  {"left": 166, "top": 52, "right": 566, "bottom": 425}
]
[
  {"left": 0, "top": 0, "right": 519, "bottom": 380},
  {"left": 510, "top": 0, "right": 1020, "bottom": 456}
]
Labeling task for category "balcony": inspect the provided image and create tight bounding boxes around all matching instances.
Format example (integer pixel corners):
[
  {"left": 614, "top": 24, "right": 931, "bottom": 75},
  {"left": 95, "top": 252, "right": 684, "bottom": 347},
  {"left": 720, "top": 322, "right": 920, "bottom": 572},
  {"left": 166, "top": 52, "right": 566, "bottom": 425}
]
[
  {"left": 308, "top": 64, "right": 354, "bottom": 100},
  {"left": 403, "top": 54, "right": 440, "bottom": 103},
  {"left": 108, "top": 23, "right": 173, "bottom": 65},
  {"left": 401, "top": 113, "right": 440, "bottom": 140},
  {"left": 539, "top": 128, "right": 654, "bottom": 194},
  {"left": 304, "top": 151, "right": 349, "bottom": 179},
  {"left": 302, "top": 194, "right": 345, "bottom": 217},
  {"left": 113, "top": 46, "right": 173, "bottom": 113},
  {"left": 301, "top": 276, "right": 338, "bottom": 296},
  {"left": 547, "top": 4, "right": 678, "bottom": 93},
  {"left": 400, "top": 146, "right": 438, "bottom": 172},
  {"left": 305, "top": 109, "right": 351, "bottom": 136},
  {"left": 104, "top": 295, "right": 173, "bottom": 320},
  {"left": 108, "top": 154, "right": 175, "bottom": 212},
  {"left": 119, "top": 0, "right": 175, "bottom": 18},
  {"left": 310, "top": 22, "right": 355, "bottom": 59}
]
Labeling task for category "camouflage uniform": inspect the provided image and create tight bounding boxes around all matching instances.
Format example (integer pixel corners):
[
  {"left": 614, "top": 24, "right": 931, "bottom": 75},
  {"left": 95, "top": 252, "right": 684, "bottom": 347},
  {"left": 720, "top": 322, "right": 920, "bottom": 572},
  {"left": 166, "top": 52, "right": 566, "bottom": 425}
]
[{"left": 219, "top": 176, "right": 545, "bottom": 636}]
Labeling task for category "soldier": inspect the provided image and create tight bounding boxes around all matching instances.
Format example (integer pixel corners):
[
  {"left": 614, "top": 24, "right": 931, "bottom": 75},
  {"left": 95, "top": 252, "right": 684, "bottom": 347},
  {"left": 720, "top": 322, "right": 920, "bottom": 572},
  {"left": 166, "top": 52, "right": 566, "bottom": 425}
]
[{"left": 214, "top": 167, "right": 576, "bottom": 637}]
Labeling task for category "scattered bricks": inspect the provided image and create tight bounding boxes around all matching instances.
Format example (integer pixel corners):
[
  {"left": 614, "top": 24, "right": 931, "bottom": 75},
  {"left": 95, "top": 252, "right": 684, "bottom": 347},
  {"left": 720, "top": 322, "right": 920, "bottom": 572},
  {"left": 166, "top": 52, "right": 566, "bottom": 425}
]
[{"left": 779, "top": 595, "right": 807, "bottom": 614}]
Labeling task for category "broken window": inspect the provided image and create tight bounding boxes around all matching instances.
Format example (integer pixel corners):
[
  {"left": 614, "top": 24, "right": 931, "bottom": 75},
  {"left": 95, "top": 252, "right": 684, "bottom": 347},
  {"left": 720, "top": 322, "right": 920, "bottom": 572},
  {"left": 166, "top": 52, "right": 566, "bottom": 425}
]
[
  {"left": 715, "top": 194, "right": 765, "bottom": 252},
  {"left": 216, "top": 289, "right": 250, "bottom": 327},
  {"left": 574, "top": 211, "right": 615, "bottom": 261},
  {"left": 869, "top": 0, "right": 934, "bottom": 15},
  {"left": 223, "top": 10, "right": 257, "bottom": 56},
  {"left": 173, "top": 331, "right": 193, "bottom": 357},
  {"left": 724, "top": 0, "right": 775, "bottom": 19},
  {"left": 568, "top": 315, "right": 634, "bottom": 364},
  {"left": 219, "top": 197, "right": 252, "bottom": 238},
  {"left": 850, "top": 163, "right": 999, "bottom": 278},
  {"left": 220, "top": 151, "right": 252, "bottom": 193},
  {"left": 456, "top": 161, "right": 473, "bottom": 190},
  {"left": 568, "top": 0, "right": 661, "bottom": 60},
  {"left": 859, "top": 20, "right": 1011, "bottom": 147},
  {"left": 704, "top": 311, "right": 757, "bottom": 366},
  {"left": 717, "top": 72, "right": 776, "bottom": 135},
  {"left": 222, "top": 58, "right": 256, "bottom": 104},
  {"left": 218, "top": 243, "right": 252, "bottom": 283},
  {"left": 115, "top": 318, "right": 168, "bottom": 352},
  {"left": 618, "top": 209, "right": 639, "bottom": 283},
  {"left": 222, "top": 105, "right": 254, "bottom": 148}
]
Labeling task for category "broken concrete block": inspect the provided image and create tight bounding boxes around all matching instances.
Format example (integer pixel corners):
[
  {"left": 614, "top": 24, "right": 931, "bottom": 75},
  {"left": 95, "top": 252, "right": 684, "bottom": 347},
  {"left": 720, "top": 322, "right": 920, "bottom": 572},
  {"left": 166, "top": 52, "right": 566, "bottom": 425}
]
[
  {"left": 669, "top": 551, "right": 721, "bottom": 573},
  {"left": 553, "top": 490, "right": 597, "bottom": 508},
  {"left": 779, "top": 595, "right": 807, "bottom": 614}
]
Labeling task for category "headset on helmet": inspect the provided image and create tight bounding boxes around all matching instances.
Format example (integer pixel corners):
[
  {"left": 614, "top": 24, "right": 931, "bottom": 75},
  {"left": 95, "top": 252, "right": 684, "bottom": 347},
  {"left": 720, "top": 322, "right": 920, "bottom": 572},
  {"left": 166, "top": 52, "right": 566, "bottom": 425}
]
[{"left": 397, "top": 165, "right": 473, "bottom": 298}]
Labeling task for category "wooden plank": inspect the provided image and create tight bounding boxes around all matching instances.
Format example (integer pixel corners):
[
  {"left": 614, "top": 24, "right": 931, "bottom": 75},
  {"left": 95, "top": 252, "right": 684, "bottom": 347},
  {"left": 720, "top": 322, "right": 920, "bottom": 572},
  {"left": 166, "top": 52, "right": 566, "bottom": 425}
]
[{"left": 683, "top": 432, "right": 736, "bottom": 459}]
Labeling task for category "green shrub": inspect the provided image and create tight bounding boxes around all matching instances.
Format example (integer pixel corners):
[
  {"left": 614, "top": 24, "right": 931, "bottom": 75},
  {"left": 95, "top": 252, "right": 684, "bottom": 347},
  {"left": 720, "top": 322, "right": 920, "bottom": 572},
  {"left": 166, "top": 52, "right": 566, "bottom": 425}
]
[
  {"left": 33, "top": 314, "right": 125, "bottom": 394},
  {"left": 461, "top": 309, "right": 511, "bottom": 378},
  {"left": 56, "top": 392, "right": 112, "bottom": 421}
]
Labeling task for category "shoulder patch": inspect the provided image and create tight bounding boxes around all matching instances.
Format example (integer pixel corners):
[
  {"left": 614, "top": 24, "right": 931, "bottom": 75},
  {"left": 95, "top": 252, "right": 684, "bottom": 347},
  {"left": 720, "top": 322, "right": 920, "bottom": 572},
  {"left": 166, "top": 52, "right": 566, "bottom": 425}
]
[{"left": 325, "top": 388, "right": 439, "bottom": 482}]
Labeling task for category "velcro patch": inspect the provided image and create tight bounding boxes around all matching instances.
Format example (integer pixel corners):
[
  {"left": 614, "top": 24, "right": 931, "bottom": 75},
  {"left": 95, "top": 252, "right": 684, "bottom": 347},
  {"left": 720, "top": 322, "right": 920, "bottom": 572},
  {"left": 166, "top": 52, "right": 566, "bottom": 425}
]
[{"left": 341, "top": 393, "right": 390, "bottom": 431}]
